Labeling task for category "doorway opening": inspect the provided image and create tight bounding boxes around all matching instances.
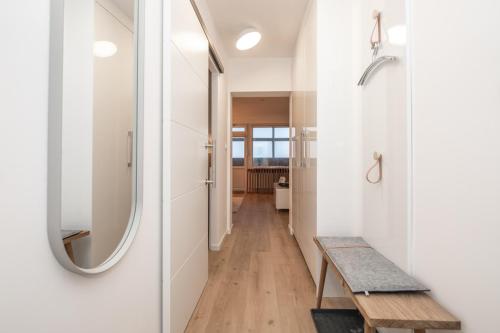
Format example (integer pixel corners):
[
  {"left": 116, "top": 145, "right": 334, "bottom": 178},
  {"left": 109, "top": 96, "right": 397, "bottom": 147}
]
[
  {"left": 230, "top": 94, "right": 291, "bottom": 217},
  {"left": 176, "top": 0, "right": 315, "bottom": 331}
]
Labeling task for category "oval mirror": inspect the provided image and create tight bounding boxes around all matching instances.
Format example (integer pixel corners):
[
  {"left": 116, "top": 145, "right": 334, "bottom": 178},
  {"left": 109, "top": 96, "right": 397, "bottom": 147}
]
[{"left": 48, "top": 0, "right": 143, "bottom": 274}]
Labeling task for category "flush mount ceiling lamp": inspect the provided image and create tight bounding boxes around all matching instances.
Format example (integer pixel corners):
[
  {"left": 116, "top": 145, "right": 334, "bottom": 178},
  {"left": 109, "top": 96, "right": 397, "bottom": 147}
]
[
  {"left": 93, "top": 41, "right": 117, "bottom": 58},
  {"left": 236, "top": 29, "right": 262, "bottom": 51}
]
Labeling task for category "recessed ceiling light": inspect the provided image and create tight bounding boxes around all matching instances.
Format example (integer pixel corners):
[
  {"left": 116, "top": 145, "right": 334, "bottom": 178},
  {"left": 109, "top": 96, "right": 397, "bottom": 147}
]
[
  {"left": 93, "top": 41, "right": 117, "bottom": 58},
  {"left": 236, "top": 29, "right": 262, "bottom": 51}
]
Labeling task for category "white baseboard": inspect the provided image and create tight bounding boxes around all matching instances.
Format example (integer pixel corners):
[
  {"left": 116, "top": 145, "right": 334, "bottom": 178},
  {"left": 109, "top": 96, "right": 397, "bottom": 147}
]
[
  {"left": 288, "top": 223, "right": 294, "bottom": 235},
  {"left": 209, "top": 232, "right": 226, "bottom": 251}
]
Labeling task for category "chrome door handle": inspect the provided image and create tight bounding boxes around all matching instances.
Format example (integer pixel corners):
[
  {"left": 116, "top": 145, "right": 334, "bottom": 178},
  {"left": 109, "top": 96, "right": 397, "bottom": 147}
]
[
  {"left": 205, "top": 141, "right": 216, "bottom": 187},
  {"left": 127, "top": 130, "right": 133, "bottom": 167},
  {"left": 203, "top": 179, "right": 215, "bottom": 186},
  {"left": 301, "top": 134, "right": 306, "bottom": 167}
]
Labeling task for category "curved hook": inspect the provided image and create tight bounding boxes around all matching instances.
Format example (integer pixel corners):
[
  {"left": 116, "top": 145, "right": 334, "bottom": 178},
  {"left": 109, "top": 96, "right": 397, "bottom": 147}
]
[
  {"left": 357, "top": 9, "right": 398, "bottom": 86},
  {"left": 366, "top": 152, "right": 382, "bottom": 184},
  {"left": 358, "top": 56, "right": 397, "bottom": 86}
]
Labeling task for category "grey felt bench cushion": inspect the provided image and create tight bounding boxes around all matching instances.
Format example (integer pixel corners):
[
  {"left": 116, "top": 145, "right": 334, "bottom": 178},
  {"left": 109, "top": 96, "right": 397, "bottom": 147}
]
[
  {"left": 316, "top": 236, "right": 370, "bottom": 250},
  {"left": 327, "top": 247, "right": 429, "bottom": 294}
]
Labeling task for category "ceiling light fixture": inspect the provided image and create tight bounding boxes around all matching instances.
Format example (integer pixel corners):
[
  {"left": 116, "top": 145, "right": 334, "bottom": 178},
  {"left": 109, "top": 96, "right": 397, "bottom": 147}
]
[
  {"left": 93, "top": 41, "right": 117, "bottom": 58},
  {"left": 236, "top": 29, "right": 262, "bottom": 51}
]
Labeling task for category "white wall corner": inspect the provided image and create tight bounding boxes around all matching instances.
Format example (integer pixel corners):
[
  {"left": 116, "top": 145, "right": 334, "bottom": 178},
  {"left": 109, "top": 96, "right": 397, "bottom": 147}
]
[
  {"left": 227, "top": 222, "right": 234, "bottom": 235},
  {"left": 209, "top": 229, "right": 227, "bottom": 251}
]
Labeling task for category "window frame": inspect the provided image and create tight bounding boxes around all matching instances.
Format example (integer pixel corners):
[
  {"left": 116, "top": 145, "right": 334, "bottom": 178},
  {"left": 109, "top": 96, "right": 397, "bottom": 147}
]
[
  {"left": 231, "top": 137, "right": 246, "bottom": 168},
  {"left": 232, "top": 124, "right": 247, "bottom": 138},
  {"left": 251, "top": 125, "right": 290, "bottom": 167},
  {"left": 232, "top": 124, "right": 247, "bottom": 168}
]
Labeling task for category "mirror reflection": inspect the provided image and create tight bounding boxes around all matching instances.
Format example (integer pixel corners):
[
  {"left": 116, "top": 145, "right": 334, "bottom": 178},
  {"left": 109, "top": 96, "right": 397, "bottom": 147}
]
[{"left": 60, "top": 0, "right": 137, "bottom": 269}]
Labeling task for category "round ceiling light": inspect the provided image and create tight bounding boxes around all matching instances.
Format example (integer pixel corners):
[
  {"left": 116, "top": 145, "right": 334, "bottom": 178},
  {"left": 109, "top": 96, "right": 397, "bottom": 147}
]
[
  {"left": 93, "top": 41, "right": 117, "bottom": 58},
  {"left": 236, "top": 29, "right": 262, "bottom": 51}
]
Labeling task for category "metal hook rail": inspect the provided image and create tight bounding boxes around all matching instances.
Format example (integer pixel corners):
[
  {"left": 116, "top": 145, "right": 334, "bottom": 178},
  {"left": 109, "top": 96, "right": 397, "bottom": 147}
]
[
  {"left": 358, "top": 10, "right": 397, "bottom": 86},
  {"left": 358, "top": 56, "right": 397, "bottom": 86}
]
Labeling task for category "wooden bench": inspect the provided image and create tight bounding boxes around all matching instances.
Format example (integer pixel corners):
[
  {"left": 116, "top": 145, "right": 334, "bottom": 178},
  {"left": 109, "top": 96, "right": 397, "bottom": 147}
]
[
  {"left": 63, "top": 230, "right": 90, "bottom": 262},
  {"left": 314, "top": 237, "right": 460, "bottom": 332}
]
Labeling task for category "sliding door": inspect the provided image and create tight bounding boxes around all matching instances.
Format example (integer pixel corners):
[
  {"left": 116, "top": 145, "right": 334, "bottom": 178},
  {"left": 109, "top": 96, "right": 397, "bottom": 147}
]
[{"left": 170, "top": 0, "right": 209, "bottom": 331}]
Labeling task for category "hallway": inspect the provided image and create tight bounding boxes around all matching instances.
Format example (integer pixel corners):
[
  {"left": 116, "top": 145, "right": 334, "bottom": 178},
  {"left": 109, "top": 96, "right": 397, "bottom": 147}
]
[{"left": 186, "top": 194, "right": 322, "bottom": 332}]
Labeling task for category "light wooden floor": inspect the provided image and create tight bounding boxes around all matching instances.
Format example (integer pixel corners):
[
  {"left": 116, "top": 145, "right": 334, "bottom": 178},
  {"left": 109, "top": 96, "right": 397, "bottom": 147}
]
[{"left": 186, "top": 194, "right": 321, "bottom": 333}]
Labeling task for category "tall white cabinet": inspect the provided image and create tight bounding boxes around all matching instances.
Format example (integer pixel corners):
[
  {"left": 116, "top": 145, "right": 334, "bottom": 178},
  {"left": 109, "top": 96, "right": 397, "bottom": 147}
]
[
  {"left": 291, "top": 0, "right": 318, "bottom": 283},
  {"left": 291, "top": 0, "right": 363, "bottom": 292}
]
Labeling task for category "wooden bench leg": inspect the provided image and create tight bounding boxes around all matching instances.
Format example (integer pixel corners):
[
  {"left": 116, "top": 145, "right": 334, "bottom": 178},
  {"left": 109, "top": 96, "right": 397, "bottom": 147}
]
[
  {"left": 364, "top": 322, "right": 376, "bottom": 333},
  {"left": 64, "top": 242, "right": 75, "bottom": 262},
  {"left": 316, "top": 256, "right": 328, "bottom": 308}
]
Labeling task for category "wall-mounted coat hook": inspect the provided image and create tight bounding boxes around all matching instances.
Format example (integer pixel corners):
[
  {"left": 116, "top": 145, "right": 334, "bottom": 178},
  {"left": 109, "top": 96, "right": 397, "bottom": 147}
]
[
  {"left": 370, "top": 10, "right": 382, "bottom": 53},
  {"left": 357, "top": 10, "right": 397, "bottom": 86},
  {"left": 366, "top": 152, "right": 382, "bottom": 184}
]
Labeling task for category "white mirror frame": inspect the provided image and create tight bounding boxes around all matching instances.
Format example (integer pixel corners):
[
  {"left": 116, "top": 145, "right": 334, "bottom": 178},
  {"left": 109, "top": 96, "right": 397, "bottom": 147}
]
[{"left": 47, "top": 0, "right": 144, "bottom": 275}]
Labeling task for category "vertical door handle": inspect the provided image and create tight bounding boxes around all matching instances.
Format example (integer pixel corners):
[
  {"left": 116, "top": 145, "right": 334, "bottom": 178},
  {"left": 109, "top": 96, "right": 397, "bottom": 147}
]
[
  {"left": 205, "top": 141, "right": 216, "bottom": 187},
  {"left": 203, "top": 179, "right": 215, "bottom": 186},
  {"left": 301, "top": 129, "right": 308, "bottom": 167},
  {"left": 127, "top": 130, "right": 133, "bottom": 167}
]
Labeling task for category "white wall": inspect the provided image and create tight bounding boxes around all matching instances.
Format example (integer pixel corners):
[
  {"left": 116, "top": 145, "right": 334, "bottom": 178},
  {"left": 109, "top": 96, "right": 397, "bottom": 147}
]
[
  {"left": 412, "top": 0, "right": 500, "bottom": 331},
  {"left": 316, "top": 0, "right": 365, "bottom": 297},
  {"left": 316, "top": 0, "right": 362, "bottom": 240},
  {"left": 0, "top": 0, "right": 162, "bottom": 332},
  {"left": 352, "top": 2, "right": 410, "bottom": 331},
  {"left": 228, "top": 57, "right": 292, "bottom": 93},
  {"left": 359, "top": 0, "right": 409, "bottom": 272}
]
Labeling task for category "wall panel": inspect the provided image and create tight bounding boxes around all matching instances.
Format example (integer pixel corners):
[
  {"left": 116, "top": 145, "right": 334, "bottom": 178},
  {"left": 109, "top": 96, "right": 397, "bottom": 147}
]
[
  {"left": 412, "top": 0, "right": 500, "bottom": 331},
  {"left": 0, "top": 1, "right": 163, "bottom": 332},
  {"left": 359, "top": 0, "right": 409, "bottom": 271}
]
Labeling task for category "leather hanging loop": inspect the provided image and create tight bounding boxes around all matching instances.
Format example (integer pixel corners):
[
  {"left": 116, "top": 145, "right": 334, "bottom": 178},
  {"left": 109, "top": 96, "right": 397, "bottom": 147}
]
[
  {"left": 370, "top": 10, "right": 381, "bottom": 50},
  {"left": 366, "top": 152, "right": 382, "bottom": 184}
]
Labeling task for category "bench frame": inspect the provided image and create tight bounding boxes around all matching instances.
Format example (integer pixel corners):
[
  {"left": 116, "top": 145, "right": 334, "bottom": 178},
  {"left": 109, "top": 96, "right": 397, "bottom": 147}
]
[{"left": 314, "top": 237, "right": 460, "bottom": 333}]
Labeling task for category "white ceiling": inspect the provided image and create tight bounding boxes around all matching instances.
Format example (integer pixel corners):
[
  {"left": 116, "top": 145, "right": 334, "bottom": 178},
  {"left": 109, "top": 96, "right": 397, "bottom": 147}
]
[
  {"left": 109, "top": 0, "right": 134, "bottom": 20},
  {"left": 206, "top": 0, "right": 309, "bottom": 58}
]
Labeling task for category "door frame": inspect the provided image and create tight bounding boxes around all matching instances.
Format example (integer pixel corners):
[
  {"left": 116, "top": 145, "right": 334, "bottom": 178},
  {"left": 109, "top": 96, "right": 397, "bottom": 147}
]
[
  {"left": 208, "top": 56, "right": 221, "bottom": 250},
  {"left": 227, "top": 91, "right": 291, "bottom": 233}
]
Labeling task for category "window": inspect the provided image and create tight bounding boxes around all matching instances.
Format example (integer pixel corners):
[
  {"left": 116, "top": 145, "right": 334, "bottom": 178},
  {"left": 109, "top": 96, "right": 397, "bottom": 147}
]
[
  {"left": 232, "top": 127, "right": 246, "bottom": 133},
  {"left": 252, "top": 127, "right": 289, "bottom": 167},
  {"left": 232, "top": 137, "right": 245, "bottom": 167}
]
